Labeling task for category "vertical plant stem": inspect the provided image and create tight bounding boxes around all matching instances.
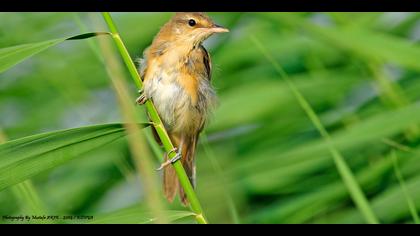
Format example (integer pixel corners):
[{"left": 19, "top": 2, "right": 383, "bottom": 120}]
[
  {"left": 201, "top": 134, "right": 240, "bottom": 224},
  {"left": 368, "top": 63, "right": 419, "bottom": 140},
  {"left": 101, "top": 12, "right": 208, "bottom": 224},
  {"left": 95, "top": 24, "right": 168, "bottom": 224},
  {"left": 73, "top": 13, "right": 104, "bottom": 63},
  {"left": 391, "top": 151, "right": 420, "bottom": 224},
  {"left": 144, "top": 130, "right": 165, "bottom": 162},
  {"left": 251, "top": 36, "right": 379, "bottom": 224},
  {"left": 74, "top": 14, "right": 139, "bottom": 183},
  {"left": 0, "top": 129, "right": 6, "bottom": 142}
]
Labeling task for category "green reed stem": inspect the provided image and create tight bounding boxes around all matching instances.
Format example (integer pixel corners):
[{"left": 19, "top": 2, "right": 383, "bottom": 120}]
[
  {"left": 391, "top": 151, "right": 420, "bottom": 224},
  {"left": 251, "top": 35, "right": 379, "bottom": 224},
  {"left": 201, "top": 133, "right": 240, "bottom": 224},
  {"left": 101, "top": 12, "right": 207, "bottom": 224}
]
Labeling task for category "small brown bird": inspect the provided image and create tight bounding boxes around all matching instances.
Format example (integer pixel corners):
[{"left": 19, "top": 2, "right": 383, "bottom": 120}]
[{"left": 136, "top": 12, "right": 228, "bottom": 205}]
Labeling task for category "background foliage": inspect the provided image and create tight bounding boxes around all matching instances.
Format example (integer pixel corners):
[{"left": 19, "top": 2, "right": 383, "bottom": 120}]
[{"left": 1, "top": 12, "right": 420, "bottom": 224}]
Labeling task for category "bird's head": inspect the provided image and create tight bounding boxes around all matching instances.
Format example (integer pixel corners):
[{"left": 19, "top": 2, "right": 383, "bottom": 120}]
[{"left": 161, "top": 12, "right": 229, "bottom": 48}]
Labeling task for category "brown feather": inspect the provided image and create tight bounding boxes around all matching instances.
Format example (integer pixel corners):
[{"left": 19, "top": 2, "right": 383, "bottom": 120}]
[
  {"left": 178, "top": 135, "right": 198, "bottom": 206},
  {"left": 163, "top": 156, "right": 179, "bottom": 202},
  {"left": 163, "top": 133, "right": 198, "bottom": 206},
  {"left": 200, "top": 46, "right": 212, "bottom": 80},
  {"left": 163, "top": 134, "right": 181, "bottom": 202}
]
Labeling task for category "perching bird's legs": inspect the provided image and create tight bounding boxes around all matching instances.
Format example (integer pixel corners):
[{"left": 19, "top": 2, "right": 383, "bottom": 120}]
[
  {"left": 156, "top": 147, "right": 181, "bottom": 171},
  {"left": 135, "top": 90, "right": 180, "bottom": 170},
  {"left": 136, "top": 89, "right": 148, "bottom": 105}
]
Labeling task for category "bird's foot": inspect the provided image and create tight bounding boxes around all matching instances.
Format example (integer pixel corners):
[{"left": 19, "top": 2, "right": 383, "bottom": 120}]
[
  {"left": 156, "top": 147, "right": 181, "bottom": 171},
  {"left": 135, "top": 89, "right": 148, "bottom": 105}
]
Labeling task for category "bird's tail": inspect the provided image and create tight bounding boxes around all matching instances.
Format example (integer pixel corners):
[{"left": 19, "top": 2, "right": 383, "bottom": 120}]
[{"left": 163, "top": 135, "right": 197, "bottom": 206}]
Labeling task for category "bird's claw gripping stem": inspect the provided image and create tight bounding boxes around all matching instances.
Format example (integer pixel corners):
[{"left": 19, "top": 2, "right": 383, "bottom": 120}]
[
  {"left": 156, "top": 147, "right": 181, "bottom": 171},
  {"left": 136, "top": 89, "right": 148, "bottom": 105}
]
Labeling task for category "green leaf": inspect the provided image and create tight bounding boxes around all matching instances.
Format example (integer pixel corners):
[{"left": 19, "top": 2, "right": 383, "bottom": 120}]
[
  {"left": 252, "top": 35, "right": 378, "bottom": 224},
  {"left": 307, "top": 26, "right": 420, "bottom": 71},
  {"left": 264, "top": 13, "right": 420, "bottom": 72},
  {"left": 0, "top": 123, "right": 148, "bottom": 191},
  {"left": 324, "top": 173, "right": 420, "bottom": 224},
  {"left": 233, "top": 102, "right": 420, "bottom": 177},
  {"left": 391, "top": 151, "right": 420, "bottom": 224},
  {"left": 85, "top": 205, "right": 195, "bottom": 224},
  {"left": 0, "top": 32, "right": 109, "bottom": 73}
]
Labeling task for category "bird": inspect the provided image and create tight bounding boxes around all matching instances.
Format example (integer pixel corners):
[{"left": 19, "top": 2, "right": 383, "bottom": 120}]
[{"left": 136, "top": 12, "right": 229, "bottom": 205}]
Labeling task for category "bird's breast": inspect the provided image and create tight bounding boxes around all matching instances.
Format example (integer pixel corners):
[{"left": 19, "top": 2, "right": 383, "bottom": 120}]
[{"left": 144, "top": 63, "right": 216, "bottom": 135}]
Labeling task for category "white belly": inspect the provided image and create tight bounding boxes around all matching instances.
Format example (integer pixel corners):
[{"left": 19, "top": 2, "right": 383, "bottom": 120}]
[
  {"left": 143, "top": 60, "right": 217, "bottom": 135},
  {"left": 143, "top": 74, "right": 203, "bottom": 134}
]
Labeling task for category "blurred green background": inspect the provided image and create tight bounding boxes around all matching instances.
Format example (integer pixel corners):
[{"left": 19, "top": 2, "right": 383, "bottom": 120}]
[{"left": 1, "top": 12, "right": 420, "bottom": 224}]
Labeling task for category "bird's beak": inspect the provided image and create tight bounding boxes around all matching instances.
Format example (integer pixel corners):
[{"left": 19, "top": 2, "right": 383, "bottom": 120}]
[{"left": 210, "top": 24, "right": 229, "bottom": 33}]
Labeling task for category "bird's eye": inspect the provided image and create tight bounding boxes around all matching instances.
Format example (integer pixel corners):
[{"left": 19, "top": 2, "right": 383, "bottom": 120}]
[{"left": 188, "top": 19, "right": 196, "bottom": 27}]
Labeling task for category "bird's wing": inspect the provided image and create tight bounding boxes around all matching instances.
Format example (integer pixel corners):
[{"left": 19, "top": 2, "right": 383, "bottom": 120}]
[
  {"left": 139, "top": 59, "right": 147, "bottom": 80},
  {"left": 200, "top": 45, "right": 212, "bottom": 80},
  {"left": 137, "top": 47, "right": 150, "bottom": 81}
]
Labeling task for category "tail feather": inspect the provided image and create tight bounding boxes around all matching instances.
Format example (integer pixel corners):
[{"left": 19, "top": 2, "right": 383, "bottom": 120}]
[
  {"left": 163, "top": 155, "right": 178, "bottom": 202},
  {"left": 179, "top": 136, "right": 197, "bottom": 206},
  {"left": 163, "top": 135, "right": 197, "bottom": 206}
]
